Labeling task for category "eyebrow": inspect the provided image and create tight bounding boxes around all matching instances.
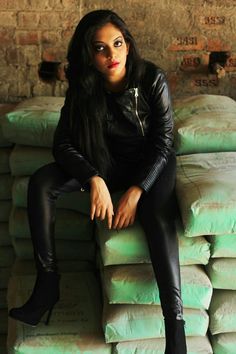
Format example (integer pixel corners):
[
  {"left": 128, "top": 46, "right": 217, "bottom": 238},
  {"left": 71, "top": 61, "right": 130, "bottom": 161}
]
[{"left": 93, "top": 35, "right": 123, "bottom": 44}]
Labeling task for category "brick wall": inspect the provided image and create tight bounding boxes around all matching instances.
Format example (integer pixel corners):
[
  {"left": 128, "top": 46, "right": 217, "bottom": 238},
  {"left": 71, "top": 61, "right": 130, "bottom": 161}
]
[{"left": 0, "top": 0, "right": 236, "bottom": 102}]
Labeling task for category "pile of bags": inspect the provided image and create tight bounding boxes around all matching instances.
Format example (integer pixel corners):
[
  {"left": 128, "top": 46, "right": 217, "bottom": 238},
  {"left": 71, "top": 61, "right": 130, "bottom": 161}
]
[
  {"left": 1, "top": 97, "right": 112, "bottom": 353},
  {"left": 2, "top": 93, "right": 236, "bottom": 353},
  {"left": 96, "top": 204, "right": 213, "bottom": 353},
  {"left": 174, "top": 94, "right": 236, "bottom": 354}
]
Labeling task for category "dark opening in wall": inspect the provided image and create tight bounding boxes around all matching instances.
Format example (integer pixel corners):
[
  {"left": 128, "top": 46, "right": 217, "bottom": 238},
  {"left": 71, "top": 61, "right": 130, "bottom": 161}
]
[
  {"left": 38, "top": 61, "right": 61, "bottom": 82},
  {"left": 208, "top": 52, "right": 230, "bottom": 74}
]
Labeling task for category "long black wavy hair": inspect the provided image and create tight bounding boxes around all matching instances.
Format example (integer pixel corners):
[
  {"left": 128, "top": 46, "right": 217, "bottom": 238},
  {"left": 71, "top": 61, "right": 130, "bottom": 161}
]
[{"left": 66, "top": 9, "right": 143, "bottom": 177}]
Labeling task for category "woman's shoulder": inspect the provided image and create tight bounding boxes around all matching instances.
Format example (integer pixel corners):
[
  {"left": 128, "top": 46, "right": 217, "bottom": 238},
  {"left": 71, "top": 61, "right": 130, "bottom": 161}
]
[
  {"left": 141, "top": 60, "right": 166, "bottom": 78},
  {"left": 139, "top": 60, "right": 167, "bottom": 94}
]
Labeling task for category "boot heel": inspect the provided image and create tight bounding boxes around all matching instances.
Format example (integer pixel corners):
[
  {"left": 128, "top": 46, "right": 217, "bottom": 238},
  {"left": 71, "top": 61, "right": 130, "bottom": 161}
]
[{"left": 45, "top": 305, "right": 54, "bottom": 325}]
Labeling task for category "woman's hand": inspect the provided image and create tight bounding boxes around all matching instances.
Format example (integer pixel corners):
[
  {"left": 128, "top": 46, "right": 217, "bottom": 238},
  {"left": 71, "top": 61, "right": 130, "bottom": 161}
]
[
  {"left": 89, "top": 176, "right": 114, "bottom": 229},
  {"left": 113, "top": 186, "right": 143, "bottom": 229}
]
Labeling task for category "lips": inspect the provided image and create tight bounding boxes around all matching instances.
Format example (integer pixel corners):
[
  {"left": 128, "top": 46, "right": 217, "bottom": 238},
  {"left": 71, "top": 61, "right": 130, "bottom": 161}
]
[{"left": 107, "top": 61, "right": 119, "bottom": 69}]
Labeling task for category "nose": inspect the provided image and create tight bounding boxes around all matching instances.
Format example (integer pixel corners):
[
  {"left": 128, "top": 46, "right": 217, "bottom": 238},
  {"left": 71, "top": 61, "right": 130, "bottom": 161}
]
[{"left": 106, "top": 46, "right": 116, "bottom": 59}]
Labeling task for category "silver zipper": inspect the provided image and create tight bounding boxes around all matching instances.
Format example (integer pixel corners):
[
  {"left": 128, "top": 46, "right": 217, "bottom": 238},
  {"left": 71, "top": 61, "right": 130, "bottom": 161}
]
[{"left": 134, "top": 88, "right": 145, "bottom": 136}]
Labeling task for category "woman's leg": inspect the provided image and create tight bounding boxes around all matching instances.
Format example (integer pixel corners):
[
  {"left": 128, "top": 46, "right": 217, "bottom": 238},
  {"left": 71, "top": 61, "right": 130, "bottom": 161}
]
[
  {"left": 27, "top": 162, "right": 83, "bottom": 273},
  {"left": 9, "top": 162, "right": 84, "bottom": 326},
  {"left": 137, "top": 153, "right": 187, "bottom": 354}
]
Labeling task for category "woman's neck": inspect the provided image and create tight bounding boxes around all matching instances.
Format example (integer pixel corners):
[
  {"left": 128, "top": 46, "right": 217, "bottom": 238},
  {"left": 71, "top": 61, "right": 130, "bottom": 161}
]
[{"left": 104, "top": 77, "right": 127, "bottom": 93}]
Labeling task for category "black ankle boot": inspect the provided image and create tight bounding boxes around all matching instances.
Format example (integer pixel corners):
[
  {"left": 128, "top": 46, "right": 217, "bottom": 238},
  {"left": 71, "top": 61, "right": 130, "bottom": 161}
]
[
  {"left": 8, "top": 271, "right": 60, "bottom": 327},
  {"left": 164, "top": 318, "right": 187, "bottom": 354}
]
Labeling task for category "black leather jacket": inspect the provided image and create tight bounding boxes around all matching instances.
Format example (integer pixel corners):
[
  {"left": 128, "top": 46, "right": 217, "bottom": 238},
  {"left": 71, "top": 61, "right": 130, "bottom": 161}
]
[{"left": 52, "top": 60, "right": 174, "bottom": 192}]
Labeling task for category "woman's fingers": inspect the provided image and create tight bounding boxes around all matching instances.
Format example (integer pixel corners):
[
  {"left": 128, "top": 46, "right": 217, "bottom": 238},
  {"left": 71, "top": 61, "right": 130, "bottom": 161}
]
[
  {"left": 107, "top": 208, "right": 114, "bottom": 229},
  {"left": 90, "top": 204, "right": 96, "bottom": 221}
]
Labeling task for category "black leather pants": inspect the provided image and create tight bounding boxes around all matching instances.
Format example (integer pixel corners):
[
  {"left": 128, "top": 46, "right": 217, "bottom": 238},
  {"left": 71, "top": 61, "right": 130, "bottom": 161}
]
[{"left": 27, "top": 152, "right": 183, "bottom": 321}]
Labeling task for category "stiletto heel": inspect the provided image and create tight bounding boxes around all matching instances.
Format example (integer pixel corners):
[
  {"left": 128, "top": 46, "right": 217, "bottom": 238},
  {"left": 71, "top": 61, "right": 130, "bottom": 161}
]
[
  {"left": 9, "top": 272, "right": 60, "bottom": 327},
  {"left": 45, "top": 305, "right": 54, "bottom": 325}
]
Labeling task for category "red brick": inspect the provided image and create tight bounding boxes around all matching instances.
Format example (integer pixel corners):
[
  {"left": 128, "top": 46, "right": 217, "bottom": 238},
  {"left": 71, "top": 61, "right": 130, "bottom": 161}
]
[
  {"left": 0, "top": 82, "right": 10, "bottom": 101},
  {"left": 191, "top": 76, "right": 219, "bottom": 88},
  {"left": 27, "top": 0, "right": 52, "bottom": 10},
  {"left": 18, "top": 12, "right": 40, "bottom": 28},
  {"left": 1, "top": 11, "right": 17, "bottom": 26},
  {"left": 41, "top": 30, "right": 61, "bottom": 45},
  {"left": 180, "top": 55, "right": 202, "bottom": 72},
  {"left": 166, "top": 72, "right": 178, "bottom": 95},
  {"left": 61, "top": 0, "right": 78, "bottom": 8},
  {"left": 42, "top": 47, "right": 66, "bottom": 62},
  {"left": 0, "top": 65, "right": 17, "bottom": 81},
  {"left": 23, "top": 46, "right": 41, "bottom": 65},
  {"left": 39, "top": 12, "right": 62, "bottom": 28},
  {"left": 206, "top": 38, "right": 231, "bottom": 52},
  {"left": 6, "top": 48, "right": 25, "bottom": 64},
  {"left": 180, "top": 53, "right": 210, "bottom": 72},
  {"left": 0, "top": 49, "right": 6, "bottom": 66},
  {"left": 61, "top": 29, "right": 73, "bottom": 41},
  {"left": 0, "top": 0, "right": 28, "bottom": 10},
  {"left": 62, "top": 11, "right": 80, "bottom": 29},
  {"left": 168, "top": 36, "right": 206, "bottom": 51},
  {"left": 16, "top": 31, "right": 40, "bottom": 45},
  {"left": 200, "top": 15, "right": 226, "bottom": 27},
  {"left": 226, "top": 56, "right": 236, "bottom": 72},
  {"left": 0, "top": 28, "right": 14, "bottom": 45},
  {"left": 0, "top": 0, "right": 8, "bottom": 8}
]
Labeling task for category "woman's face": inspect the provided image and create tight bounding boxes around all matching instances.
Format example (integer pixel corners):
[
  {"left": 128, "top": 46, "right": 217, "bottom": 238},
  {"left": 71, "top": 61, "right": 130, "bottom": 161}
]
[{"left": 91, "top": 22, "right": 129, "bottom": 86}]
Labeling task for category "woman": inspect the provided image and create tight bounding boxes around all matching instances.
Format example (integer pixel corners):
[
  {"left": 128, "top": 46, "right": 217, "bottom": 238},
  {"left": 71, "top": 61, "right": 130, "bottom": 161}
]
[{"left": 9, "top": 9, "right": 187, "bottom": 353}]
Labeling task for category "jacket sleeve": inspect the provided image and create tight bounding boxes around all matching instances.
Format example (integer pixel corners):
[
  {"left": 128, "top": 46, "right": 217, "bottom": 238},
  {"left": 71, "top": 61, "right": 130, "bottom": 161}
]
[
  {"left": 52, "top": 89, "right": 99, "bottom": 188},
  {"left": 134, "top": 69, "right": 174, "bottom": 192}
]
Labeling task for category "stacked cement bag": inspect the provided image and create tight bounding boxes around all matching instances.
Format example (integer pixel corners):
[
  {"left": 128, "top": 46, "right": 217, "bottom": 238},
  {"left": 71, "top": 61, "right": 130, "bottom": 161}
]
[
  {"left": 96, "top": 191, "right": 213, "bottom": 353},
  {"left": 0, "top": 105, "right": 17, "bottom": 354},
  {"left": 7, "top": 260, "right": 112, "bottom": 353},
  {"left": 2, "top": 97, "right": 112, "bottom": 353},
  {"left": 174, "top": 94, "right": 236, "bottom": 354},
  {"left": 2, "top": 97, "right": 95, "bottom": 265},
  {"left": 206, "top": 235, "right": 236, "bottom": 354}
]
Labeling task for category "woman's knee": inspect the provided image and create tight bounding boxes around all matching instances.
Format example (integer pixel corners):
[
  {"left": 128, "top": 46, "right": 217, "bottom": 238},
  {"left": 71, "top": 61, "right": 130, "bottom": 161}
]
[{"left": 28, "top": 163, "right": 60, "bottom": 195}]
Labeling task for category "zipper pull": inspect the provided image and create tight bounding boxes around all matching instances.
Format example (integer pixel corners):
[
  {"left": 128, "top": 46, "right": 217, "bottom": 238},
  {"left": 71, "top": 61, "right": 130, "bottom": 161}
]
[{"left": 134, "top": 87, "right": 138, "bottom": 97}]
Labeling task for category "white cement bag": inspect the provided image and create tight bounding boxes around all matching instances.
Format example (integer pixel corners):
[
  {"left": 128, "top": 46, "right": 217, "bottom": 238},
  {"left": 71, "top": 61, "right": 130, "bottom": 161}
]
[
  {"left": 113, "top": 336, "right": 213, "bottom": 354},
  {"left": 2, "top": 96, "right": 64, "bottom": 147},
  {"left": 0, "top": 289, "right": 7, "bottom": 309},
  {"left": 7, "top": 272, "right": 112, "bottom": 353},
  {"left": 0, "top": 223, "right": 11, "bottom": 246},
  {"left": 207, "top": 234, "right": 236, "bottom": 258},
  {"left": 9, "top": 145, "right": 54, "bottom": 176},
  {"left": 206, "top": 259, "right": 236, "bottom": 289},
  {"left": 176, "top": 152, "right": 236, "bottom": 237},
  {"left": 0, "top": 174, "right": 13, "bottom": 200},
  {"left": 210, "top": 332, "right": 236, "bottom": 354},
  {"left": 173, "top": 94, "right": 236, "bottom": 155},
  {"left": 12, "top": 238, "right": 96, "bottom": 262},
  {"left": 0, "top": 200, "right": 11, "bottom": 222},
  {"left": 97, "top": 219, "right": 210, "bottom": 266},
  {"left": 0, "top": 104, "right": 16, "bottom": 148},
  {"left": 12, "top": 176, "right": 91, "bottom": 215},
  {"left": 11, "top": 259, "right": 94, "bottom": 275},
  {"left": 0, "top": 148, "right": 11, "bottom": 174},
  {"left": 0, "top": 267, "right": 11, "bottom": 289},
  {"left": 0, "top": 246, "right": 15, "bottom": 267},
  {"left": 0, "top": 334, "right": 7, "bottom": 354},
  {"left": 9, "top": 206, "right": 93, "bottom": 241},
  {"left": 209, "top": 290, "right": 236, "bottom": 334},
  {"left": 0, "top": 309, "right": 7, "bottom": 334},
  {"left": 102, "top": 264, "right": 212, "bottom": 309},
  {"left": 103, "top": 299, "right": 209, "bottom": 343}
]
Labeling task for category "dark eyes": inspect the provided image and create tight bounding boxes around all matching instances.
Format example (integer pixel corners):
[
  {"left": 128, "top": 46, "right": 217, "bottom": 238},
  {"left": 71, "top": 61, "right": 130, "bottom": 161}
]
[{"left": 94, "top": 40, "right": 123, "bottom": 52}]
